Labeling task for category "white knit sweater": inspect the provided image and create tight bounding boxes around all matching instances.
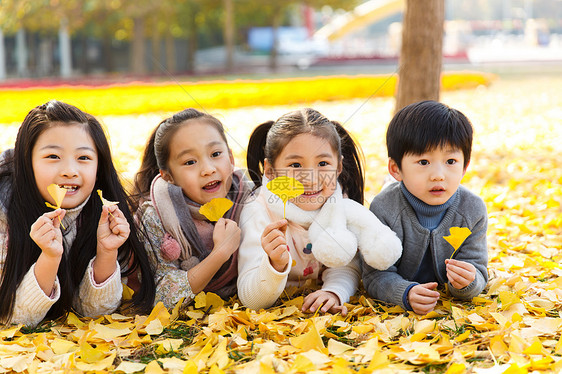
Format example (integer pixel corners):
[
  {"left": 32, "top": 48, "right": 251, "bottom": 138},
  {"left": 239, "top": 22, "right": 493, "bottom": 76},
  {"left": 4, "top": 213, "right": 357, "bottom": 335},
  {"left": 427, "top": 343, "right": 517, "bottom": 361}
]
[{"left": 0, "top": 201, "right": 122, "bottom": 327}]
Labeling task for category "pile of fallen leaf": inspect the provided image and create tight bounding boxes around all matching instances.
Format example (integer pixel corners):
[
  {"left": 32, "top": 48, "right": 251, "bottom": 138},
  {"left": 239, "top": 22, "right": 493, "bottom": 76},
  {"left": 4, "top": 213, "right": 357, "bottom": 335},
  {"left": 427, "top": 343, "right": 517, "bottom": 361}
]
[{"left": 0, "top": 74, "right": 560, "bottom": 373}]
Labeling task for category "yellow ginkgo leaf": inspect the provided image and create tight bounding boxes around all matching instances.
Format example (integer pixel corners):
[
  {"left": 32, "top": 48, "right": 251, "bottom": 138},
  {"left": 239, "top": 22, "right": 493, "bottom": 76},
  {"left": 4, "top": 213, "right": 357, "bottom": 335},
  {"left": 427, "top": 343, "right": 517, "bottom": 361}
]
[
  {"left": 289, "top": 323, "right": 326, "bottom": 353},
  {"left": 199, "top": 198, "right": 233, "bottom": 222},
  {"left": 45, "top": 183, "right": 67, "bottom": 209},
  {"left": 443, "top": 227, "right": 472, "bottom": 259},
  {"left": 122, "top": 283, "right": 134, "bottom": 301},
  {"left": 266, "top": 176, "right": 304, "bottom": 218},
  {"left": 45, "top": 183, "right": 67, "bottom": 229},
  {"left": 97, "top": 189, "right": 118, "bottom": 206}
]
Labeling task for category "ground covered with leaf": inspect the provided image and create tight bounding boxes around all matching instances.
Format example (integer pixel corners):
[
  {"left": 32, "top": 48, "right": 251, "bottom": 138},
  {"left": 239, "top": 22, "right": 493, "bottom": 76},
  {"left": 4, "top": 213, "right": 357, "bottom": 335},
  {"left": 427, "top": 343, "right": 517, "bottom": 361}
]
[{"left": 0, "top": 73, "right": 560, "bottom": 373}]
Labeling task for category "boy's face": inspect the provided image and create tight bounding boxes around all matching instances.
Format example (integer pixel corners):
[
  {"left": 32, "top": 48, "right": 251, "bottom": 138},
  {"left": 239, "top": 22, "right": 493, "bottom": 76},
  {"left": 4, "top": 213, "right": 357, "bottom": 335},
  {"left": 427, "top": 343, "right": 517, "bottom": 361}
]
[{"left": 389, "top": 146, "right": 468, "bottom": 206}]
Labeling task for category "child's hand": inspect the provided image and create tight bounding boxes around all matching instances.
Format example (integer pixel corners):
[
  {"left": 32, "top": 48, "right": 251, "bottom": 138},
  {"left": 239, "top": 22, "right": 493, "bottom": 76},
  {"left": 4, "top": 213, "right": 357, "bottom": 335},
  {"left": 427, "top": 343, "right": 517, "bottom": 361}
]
[
  {"left": 445, "top": 259, "right": 476, "bottom": 289},
  {"left": 302, "top": 290, "right": 347, "bottom": 316},
  {"left": 261, "top": 219, "right": 289, "bottom": 272},
  {"left": 408, "top": 282, "right": 440, "bottom": 315},
  {"left": 29, "top": 209, "right": 66, "bottom": 258},
  {"left": 212, "top": 218, "right": 241, "bottom": 262},
  {"left": 97, "top": 205, "right": 130, "bottom": 254}
]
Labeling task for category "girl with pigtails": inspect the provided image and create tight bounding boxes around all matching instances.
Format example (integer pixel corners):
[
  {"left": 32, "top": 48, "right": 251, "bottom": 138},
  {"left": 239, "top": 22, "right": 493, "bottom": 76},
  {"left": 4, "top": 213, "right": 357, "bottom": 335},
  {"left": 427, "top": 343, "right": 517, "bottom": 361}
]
[{"left": 238, "top": 108, "right": 402, "bottom": 315}]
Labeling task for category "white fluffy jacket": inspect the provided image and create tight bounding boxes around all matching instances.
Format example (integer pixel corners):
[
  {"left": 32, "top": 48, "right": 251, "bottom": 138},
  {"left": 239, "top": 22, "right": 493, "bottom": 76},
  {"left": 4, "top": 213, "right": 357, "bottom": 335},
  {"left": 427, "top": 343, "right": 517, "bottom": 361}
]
[
  {"left": 237, "top": 179, "right": 402, "bottom": 311},
  {"left": 307, "top": 183, "right": 403, "bottom": 269}
]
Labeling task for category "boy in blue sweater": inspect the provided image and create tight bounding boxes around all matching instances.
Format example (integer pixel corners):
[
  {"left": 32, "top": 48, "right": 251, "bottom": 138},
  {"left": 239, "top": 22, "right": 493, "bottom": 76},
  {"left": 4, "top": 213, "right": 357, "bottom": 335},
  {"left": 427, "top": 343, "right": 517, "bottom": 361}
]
[{"left": 362, "top": 100, "right": 488, "bottom": 315}]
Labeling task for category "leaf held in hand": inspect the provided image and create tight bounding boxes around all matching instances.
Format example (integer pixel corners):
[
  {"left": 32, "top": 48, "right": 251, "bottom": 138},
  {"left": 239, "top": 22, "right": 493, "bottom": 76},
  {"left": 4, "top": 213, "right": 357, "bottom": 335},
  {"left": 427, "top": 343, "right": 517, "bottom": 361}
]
[
  {"left": 45, "top": 183, "right": 67, "bottom": 229},
  {"left": 97, "top": 189, "right": 118, "bottom": 206},
  {"left": 266, "top": 176, "right": 304, "bottom": 218},
  {"left": 444, "top": 227, "right": 472, "bottom": 258},
  {"left": 45, "top": 183, "right": 67, "bottom": 209},
  {"left": 199, "top": 198, "right": 233, "bottom": 222}
]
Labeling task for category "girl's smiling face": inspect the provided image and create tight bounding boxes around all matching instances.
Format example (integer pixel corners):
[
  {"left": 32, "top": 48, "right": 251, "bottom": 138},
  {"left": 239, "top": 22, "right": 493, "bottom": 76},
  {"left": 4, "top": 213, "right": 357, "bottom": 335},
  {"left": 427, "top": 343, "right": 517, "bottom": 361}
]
[
  {"left": 32, "top": 123, "right": 98, "bottom": 209},
  {"left": 265, "top": 133, "right": 342, "bottom": 211},
  {"left": 160, "top": 121, "right": 235, "bottom": 205}
]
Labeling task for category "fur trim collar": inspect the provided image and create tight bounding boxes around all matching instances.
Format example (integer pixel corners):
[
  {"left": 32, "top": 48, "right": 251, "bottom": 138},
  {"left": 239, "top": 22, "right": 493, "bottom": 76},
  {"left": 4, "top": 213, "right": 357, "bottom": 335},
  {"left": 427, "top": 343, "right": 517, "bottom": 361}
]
[{"left": 260, "top": 176, "right": 402, "bottom": 270}]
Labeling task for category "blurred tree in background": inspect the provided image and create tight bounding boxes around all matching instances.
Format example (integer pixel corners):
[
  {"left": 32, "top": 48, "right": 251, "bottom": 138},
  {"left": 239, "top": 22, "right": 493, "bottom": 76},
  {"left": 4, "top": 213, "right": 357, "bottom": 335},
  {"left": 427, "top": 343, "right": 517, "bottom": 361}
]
[
  {"left": 0, "top": 0, "right": 560, "bottom": 79},
  {"left": 0, "top": 0, "right": 359, "bottom": 77}
]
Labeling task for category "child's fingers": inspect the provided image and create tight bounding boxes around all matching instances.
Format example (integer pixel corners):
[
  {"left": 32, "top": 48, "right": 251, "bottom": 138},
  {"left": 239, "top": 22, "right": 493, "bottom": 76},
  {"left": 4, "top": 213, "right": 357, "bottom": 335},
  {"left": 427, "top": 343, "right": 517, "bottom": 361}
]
[
  {"left": 262, "top": 229, "right": 284, "bottom": 243},
  {"left": 224, "top": 220, "right": 240, "bottom": 234},
  {"left": 98, "top": 205, "right": 109, "bottom": 225},
  {"left": 447, "top": 259, "right": 476, "bottom": 273},
  {"left": 263, "top": 220, "right": 287, "bottom": 236},
  {"left": 447, "top": 268, "right": 473, "bottom": 289},
  {"left": 410, "top": 285, "right": 440, "bottom": 303},
  {"left": 320, "top": 298, "right": 337, "bottom": 313},
  {"left": 267, "top": 235, "right": 286, "bottom": 251},
  {"left": 31, "top": 216, "right": 51, "bottom": 232},
  {"left": 278, "top": 221, "right": 288, "bottom": 235},
  {"left": 108, "top": 204, "right": 126, "bottom": 219},
  {"left": 32, "top": 226, "right": 56, "bottom": 244},
  {"left": 261, "top": 231, "right": 286, "bottom": 253},
  {"left": 331, "top": 304, "right": 348, "bottom": 316},
  {"left": 422, "top": 282, "right": 439, "bottom": 290},
  {"left": 269, "top": 244, "right": 289, "bottom": 264},
  {"left": 33, "top": 222, "right": 55, "bottom": 238},
  {"left": 446, "top": 262, "right": 475, "bottom": 284},
  {"left": 110, "top": 219, "right": 130, "bottom": 236},
  {"left": 410, "top": 293, "right": 439, "bottom": 306},
  {"left": 302, "top": 292, "right": 320, "bottom": 312},
  {"left": 43, "top": 209, "right": 65, "bottom": 220},
  {"left": 447, "top": 264, "right": 473, "bottom": 279},
  {"left": 412, "top": 300, "right": 438, "bottom": 315}
]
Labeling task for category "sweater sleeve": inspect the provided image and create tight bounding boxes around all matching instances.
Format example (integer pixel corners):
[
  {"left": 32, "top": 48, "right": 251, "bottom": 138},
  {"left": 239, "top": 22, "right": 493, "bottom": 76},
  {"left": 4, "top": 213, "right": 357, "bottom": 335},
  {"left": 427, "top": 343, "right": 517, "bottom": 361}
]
[
  {"left": 0, "top": 212, "right": 60, "bottom": 327},
  {"left": 321, "top": 254, "right": 360, "bottom": 305},
  {"left": 10, "top": 264, "right": 61, "bottom": 327},
  {"left": 361, "top": 259, "right": 416, "bottom": 310},
  {"left": 362, "top": 190, "right": 416, "bottom": 310},
  {"left": 75, "top": 258, "right": 122, "bottom": 317},
  {"left": 447, "top": 197, "right": 489, "bottom": 299},
  {"left": 139, "top": 202, "right": 196, "bottom": 309},
  {"left": 237, "top": 200, "right": 290, "bottom": 311}
]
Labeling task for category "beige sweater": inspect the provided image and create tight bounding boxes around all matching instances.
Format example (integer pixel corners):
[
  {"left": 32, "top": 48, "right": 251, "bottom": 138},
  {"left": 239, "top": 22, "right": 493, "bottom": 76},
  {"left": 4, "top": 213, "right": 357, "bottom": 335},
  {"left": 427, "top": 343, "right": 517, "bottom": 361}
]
[{"left": 0, "top": 201, "right": 122, "bottom": 327}]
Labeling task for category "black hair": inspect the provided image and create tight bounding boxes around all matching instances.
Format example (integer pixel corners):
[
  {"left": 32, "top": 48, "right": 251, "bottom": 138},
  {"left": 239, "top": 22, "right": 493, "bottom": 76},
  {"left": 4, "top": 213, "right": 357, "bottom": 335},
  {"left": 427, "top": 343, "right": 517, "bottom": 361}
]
[
  {"left": 0, "top": 100, "right": 155, "bottom": 322},
  {"left": 133, "top": 108, "right": 229, "bottom": 203},
  {"left": 246, "top": 108, "right": 365, "bottom": 204},
  {"left": 386, "top": 100, "right": 473, "bottom": 169}
]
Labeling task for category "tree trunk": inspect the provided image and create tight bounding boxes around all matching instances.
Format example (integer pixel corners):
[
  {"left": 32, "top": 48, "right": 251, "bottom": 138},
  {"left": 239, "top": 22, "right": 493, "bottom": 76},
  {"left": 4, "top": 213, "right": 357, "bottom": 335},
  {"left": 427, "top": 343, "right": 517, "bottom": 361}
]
[
  {"left": 0, "top": 29, "right": 6, "bottom": 80},
  {"left": 16, "top": 28, "right": 28, "bottom": 77},
  {"left": 59, "top": 19, "right": 72, "bottom": 78},
  {"left": 395, "top": 0, "right": 445, "bottom": 113},
  {"left": 165, "top": 34, "right": 176, "bottom": 73},
  {"left": 27, "top": 31, "right": 36, "bottom": 77},
  {"left": 186, "top": 10, "right": 197, "bottom": 73},
  {"left": 223, "top": 0, "right": 235, "bottom": 72},
  {"left": 102, "top": 34, "right": 114, "bottom": 73},
  {"left": 38, "top": 37, "right": 53, "bottom": 77},
  {"left": 80, "top": 34, "right": 90, "bottom": 75},
  {"left": 151, "top": 24, "right": 161, "bottom": 73},
  {"left": 131, "top": 17, "right": 147, "bottom": 75},
  {"left": 269, "top": 10, "right": 282, "bottom": 72}
]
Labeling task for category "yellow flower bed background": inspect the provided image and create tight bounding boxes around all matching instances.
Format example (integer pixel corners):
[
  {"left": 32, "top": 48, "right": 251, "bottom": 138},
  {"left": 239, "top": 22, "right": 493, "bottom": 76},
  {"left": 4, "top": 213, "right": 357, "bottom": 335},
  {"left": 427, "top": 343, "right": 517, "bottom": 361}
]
[
  {"left": 0, "top": 72, "right": 560, "bottom": 373},
  {"left": 0, "top": 71, "right": 493, "bottom": 124}
]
